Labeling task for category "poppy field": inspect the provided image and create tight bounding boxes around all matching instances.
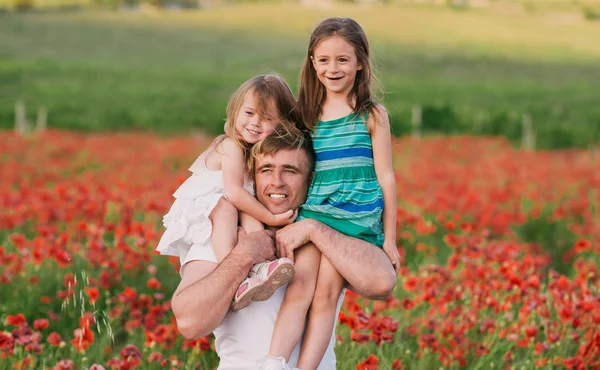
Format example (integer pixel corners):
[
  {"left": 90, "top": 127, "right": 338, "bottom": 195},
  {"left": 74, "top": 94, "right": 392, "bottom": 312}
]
[{"left": 1, "top": 130, "right": 599, "bottom": 369}]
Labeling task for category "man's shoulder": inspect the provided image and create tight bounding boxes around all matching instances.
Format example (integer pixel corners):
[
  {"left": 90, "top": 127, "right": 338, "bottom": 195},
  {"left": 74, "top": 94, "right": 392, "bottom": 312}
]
[{"left": 179, "top": 242, "right": 218, "bottom": 277}]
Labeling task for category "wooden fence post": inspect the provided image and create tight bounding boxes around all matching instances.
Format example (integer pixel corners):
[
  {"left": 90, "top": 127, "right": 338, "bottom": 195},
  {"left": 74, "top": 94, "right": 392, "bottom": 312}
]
[
  {"left": 36, "top": 106, "right": 47, "bottom": 133},
  {"left": 412, "top": 105, "right": 422, "bottom": 139},
  {"left": 521, "top": 113, "right": 535, "bottom": 151},
  {"left": 474, "top": 111, "right": 486, "bottom": 134},
  {"left": 14, "top": 101, "right": 29, "bottom": 136}
]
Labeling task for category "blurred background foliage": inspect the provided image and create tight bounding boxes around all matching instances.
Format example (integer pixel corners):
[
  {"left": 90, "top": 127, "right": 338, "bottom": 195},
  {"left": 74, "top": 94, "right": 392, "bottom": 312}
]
[{"left": 1, "top": 0, "right": 599, "bottom": 149}]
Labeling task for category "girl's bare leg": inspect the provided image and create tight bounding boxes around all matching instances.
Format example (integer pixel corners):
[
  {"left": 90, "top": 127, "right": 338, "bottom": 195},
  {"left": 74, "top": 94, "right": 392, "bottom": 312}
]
[
  {"left": 239, "top": 211, "right": 264, "bottom": 233},
  {"left": 209, "top": 199, "right": 239, "bottom": 262},
  {"left": 268, "top": 243, "right": 321, "bottom": 361},
  {"left": 297, "top": 257, "right": 345, "bottom": 370}
]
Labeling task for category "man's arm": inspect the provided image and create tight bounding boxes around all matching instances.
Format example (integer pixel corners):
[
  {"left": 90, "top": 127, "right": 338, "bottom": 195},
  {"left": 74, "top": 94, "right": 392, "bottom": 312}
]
[
  {"left": 276, "top": 219, "right": 397, "bottom": 300},
  {"left": 171, "top": 229, "right": 275, "bottom": 340},
  {"left": 369, "top": 105, "right": 401, "bottom": 274}
]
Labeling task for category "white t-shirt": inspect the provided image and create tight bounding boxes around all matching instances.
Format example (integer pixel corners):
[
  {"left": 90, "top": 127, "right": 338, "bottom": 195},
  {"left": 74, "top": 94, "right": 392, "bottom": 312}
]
[{"left": 182, "top": 241, "right": 344, "bottom": 370}]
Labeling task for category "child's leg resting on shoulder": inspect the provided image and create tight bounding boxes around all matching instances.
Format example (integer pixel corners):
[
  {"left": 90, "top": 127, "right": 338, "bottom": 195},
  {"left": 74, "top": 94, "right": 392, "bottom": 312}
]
[
  {"left": 210, "top": 199, "right": 264, "bottom": 262},
  {"left": 297, "top": 257, "right": 345, "bottom": 370},
  {"left": 268, "top": 243, "right": 321, "bottom": 361},
  {"left": 239, "top": 212, "right": 264, "bottom": 233},
  {"left": 209, "top": 198, "right": 240, "bottom": 262}
]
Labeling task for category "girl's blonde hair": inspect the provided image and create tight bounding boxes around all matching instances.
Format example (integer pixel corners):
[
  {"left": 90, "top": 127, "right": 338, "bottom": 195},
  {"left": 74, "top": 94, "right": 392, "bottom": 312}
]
[
  {"left": 213, "top": 73, "right": 301, "bottom": 170},
  {"left": 298, "top": 17, "right": 384, "bottom": 131}
]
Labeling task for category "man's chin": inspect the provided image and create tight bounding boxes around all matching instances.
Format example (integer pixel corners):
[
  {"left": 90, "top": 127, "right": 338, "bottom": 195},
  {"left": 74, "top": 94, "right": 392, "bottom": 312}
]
[
  {"left": 264, "top": 202, "right": 293, "bottom": 216},
  {"left": 268, "top": 207, "right": 292, "bottom": 216}
]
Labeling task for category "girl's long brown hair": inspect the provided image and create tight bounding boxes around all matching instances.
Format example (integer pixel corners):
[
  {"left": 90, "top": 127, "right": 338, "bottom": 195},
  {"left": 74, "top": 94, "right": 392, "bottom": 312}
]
[{"left": 298, "top": 17, "right": 384, "bottom": 131}]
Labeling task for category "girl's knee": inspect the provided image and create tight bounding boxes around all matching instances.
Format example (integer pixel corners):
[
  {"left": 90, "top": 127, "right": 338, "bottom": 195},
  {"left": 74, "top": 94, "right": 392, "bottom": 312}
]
[
  {"left": 311, "top": 281, "right": 342, "bottom": 312},
  {"left": 286, "top": 268, "right": 318, "bottom": 302},
  {"left": 209, "top": 197, "right": 237, "bottom": 223},
  {"left": 288, "top": 245, "right": 321, "bottom": 291}
]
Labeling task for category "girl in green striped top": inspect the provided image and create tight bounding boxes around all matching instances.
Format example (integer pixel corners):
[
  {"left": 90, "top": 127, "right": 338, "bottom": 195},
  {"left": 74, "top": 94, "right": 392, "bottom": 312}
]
[{"left": 259, "top": 17, "right": 400, "bottom": 370}]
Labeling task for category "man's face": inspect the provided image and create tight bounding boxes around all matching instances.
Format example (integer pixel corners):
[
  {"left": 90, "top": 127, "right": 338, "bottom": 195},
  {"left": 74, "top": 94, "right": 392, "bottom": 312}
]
[{"left": 254, "top": 149, "right": 311, "bottom": 217}]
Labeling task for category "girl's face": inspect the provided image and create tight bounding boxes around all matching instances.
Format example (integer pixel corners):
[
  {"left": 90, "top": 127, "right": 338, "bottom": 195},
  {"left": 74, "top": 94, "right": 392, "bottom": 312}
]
[
  {"left": 311, "top": 35, "right": 363, "bottom": 97},
  {"left": 235, "top": 92, "right": 279, "bottom": 145}
]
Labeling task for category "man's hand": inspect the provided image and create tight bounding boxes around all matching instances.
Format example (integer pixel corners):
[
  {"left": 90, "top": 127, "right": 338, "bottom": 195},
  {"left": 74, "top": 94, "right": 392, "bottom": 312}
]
[
  {"left": 383, "top": 240, "right": 401, "bottom": 275},
  {"left": 171, "top": 226, "right": 275, "bottom": 340},
  {"left": 275, "top": 218, "right": 314, "bottom": 261},
  {"left": 234, "top": 228, "right": 276, "bottom": 266}
]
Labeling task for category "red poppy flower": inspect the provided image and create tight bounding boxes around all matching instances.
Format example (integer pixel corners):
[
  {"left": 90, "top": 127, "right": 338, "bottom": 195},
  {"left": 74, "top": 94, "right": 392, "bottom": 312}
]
[
  {"left": 148, "top": 352, "right": 162, "bottom": 362},
  {"left": 33, "top": 319, "right": 49, "bottom": 331},
  {"left": 147, "top": 278, "right": 161, "bottom": 290},
  {"left": 85, "top": 287, "right": 100, "bottom": 305},
  {"left": 356, "top": 354, "right": 378, "bottom": 370},
  {"left": 6, "top": 314, "right": 26, "bottom": 327}
]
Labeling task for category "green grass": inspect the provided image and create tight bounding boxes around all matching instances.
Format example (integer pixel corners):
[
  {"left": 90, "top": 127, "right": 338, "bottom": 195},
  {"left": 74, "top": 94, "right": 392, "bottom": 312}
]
[
  {"left": 0, "top": 0, "right": 95, "bottom": 9},
  {"left": 1, "top": 3, "right": 600, "bottom": 147}
]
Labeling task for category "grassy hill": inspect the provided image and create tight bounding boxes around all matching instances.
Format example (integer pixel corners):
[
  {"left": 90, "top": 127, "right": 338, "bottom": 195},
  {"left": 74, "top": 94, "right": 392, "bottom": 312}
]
[{"left": 1, "top": 2, "right": 599, "bottom": 148}]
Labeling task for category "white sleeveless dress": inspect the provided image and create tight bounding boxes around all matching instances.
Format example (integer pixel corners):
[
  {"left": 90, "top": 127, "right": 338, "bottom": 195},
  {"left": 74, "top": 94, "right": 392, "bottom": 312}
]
[{"left": 156, "top": 149, "right": 254, "bottom": 266}]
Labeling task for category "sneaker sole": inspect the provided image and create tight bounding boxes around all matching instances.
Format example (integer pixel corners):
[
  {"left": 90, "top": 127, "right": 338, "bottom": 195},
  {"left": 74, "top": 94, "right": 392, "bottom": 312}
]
[
  {"left": 231, "top": 280, "right": 264, "bottom": 312},
  {"left": 253, "top": 263, "right": 295, "bottom": 302}
]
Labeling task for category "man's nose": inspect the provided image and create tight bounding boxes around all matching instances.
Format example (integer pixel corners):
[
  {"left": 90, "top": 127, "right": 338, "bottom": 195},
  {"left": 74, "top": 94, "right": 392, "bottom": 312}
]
[{"left": 270, "top": 171, "right": 284, "bottom": 186}]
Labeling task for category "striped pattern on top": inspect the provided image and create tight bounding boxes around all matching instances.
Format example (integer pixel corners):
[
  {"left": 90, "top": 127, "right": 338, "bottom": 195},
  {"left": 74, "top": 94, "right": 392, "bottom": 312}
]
[{"left": 298, "top": 112, "right": 384, "bottom": 247}]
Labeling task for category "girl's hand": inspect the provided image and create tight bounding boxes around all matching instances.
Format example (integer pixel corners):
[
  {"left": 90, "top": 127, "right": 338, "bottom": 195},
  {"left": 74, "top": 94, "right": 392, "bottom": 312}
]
[
  {"left": 383, "top": 240, "right": 401, "bottom": 275},
  {"left": 270, "top": 209, "right": 298, "bottom": 227}
]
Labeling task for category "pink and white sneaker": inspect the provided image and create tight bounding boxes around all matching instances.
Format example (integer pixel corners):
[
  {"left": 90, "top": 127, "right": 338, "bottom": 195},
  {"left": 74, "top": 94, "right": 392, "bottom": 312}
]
[
  {"left": 230, "top": 276, "right": 263, "bottom": 312},
  {"left": 250, "top": 258, "right": 294, "bottom": 302}
]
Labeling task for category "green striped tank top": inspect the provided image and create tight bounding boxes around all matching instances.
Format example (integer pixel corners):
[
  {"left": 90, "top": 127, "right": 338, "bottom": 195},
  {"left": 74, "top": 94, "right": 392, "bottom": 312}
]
[{"left": 298, "top": 112, "right": 384, "bottom": 247}]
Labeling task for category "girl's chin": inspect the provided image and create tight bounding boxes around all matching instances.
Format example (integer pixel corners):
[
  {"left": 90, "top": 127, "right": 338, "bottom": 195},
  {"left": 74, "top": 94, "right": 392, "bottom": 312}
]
[
  {"left": 324, "top": 83, "right": 350, "bottom": 94},
  {"left": 241, "top": 134, "right": 260, "bottom": 144}
]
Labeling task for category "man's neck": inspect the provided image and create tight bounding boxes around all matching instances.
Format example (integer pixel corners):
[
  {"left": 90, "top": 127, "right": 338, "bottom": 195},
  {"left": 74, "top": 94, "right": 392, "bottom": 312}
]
[{"left": 265, "top": 225, "right": 281, "bottom": 233}]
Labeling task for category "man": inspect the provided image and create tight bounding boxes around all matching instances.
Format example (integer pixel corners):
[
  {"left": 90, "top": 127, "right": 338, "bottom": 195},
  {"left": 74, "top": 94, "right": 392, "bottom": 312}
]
[{"left": 171, "top": 130, "right": 398, "bottom": 369}]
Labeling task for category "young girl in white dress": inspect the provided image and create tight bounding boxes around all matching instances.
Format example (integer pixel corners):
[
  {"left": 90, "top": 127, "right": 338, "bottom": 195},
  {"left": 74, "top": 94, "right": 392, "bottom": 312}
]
[{"left": 156, "top": 74, "right": 301, "bottom": 311}]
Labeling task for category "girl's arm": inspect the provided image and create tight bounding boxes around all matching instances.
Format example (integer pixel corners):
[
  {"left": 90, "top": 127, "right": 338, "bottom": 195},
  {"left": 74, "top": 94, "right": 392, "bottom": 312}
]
[
  {"left": 219, "top": 138, "right": 294, "bottom": 227},
  {"left": 370, "top": 106, "right": 401, "bottom": 273}
]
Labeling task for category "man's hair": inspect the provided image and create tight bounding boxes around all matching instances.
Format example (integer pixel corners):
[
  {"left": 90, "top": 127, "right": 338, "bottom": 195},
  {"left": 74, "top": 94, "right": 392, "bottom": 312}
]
[{"left": 250, "top": 123, "right": 315, "bottom": 178}]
